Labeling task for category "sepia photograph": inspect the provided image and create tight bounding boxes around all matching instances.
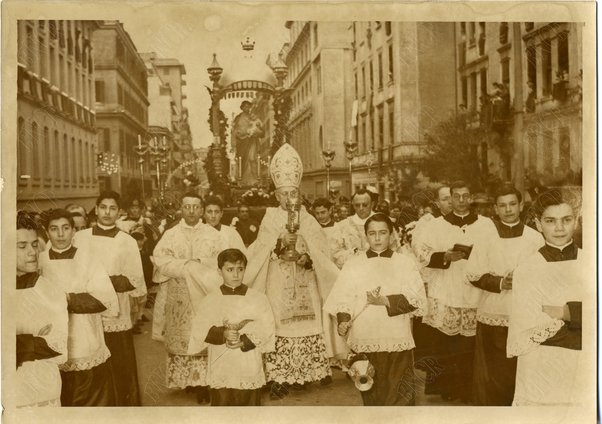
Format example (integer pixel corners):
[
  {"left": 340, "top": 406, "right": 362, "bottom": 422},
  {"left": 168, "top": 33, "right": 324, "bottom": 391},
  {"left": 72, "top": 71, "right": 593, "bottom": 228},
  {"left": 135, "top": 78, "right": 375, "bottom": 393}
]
[{"left": 2, "top": 1, "right": 597, "bottom": 423}]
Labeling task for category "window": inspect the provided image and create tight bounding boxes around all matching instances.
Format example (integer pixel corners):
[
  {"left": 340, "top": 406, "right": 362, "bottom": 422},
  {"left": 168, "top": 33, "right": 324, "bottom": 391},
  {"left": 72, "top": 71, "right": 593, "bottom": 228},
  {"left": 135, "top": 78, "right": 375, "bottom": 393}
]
[
  {"left": 558, "top": 31, "right": 569, "bottom": 77},
  {"left": 361, "top": 65, "right": 366, "bottom": 98},
  {"left": 525, "top": 22, "right": 534, "bottom": 32},
  {"left": 480, "top": 68, "right": 488, "bottom": 95},
  {"left": 369, "top": 61, "right": 374, "bottom": 91},
  {"left": 385, "top": 22, "right": 392, "bottom": 36},
  {"left": 501, "top": 59, "right": 510, "bottom": 86},
  {"left": 59, "top": 55, "right": 65, "bottom": 90},
  {"left": 26, "top": 26, "right": 34, "bottom": 69},
  {"left": 79, "top": 139, "right": 84, "bottom": 184},
  {"left": 361, "top": 116, "right": 367, "bottom": 152},
  {"left": 478, "top": 23, "right": 486, "bottom": 55},
  {"left": 44, "top": 127, "right": 51, "bottom": 180},
  {"left": 369, "top": 110, "right": 375, "bottom": 149},
  {"left": 54, "top": 130, "right": 61, "bottom": 180},
  {"left": 39, "top": 37, "right": 47, "bottom": 79},
  {"left": 63, "top": 134, "right": 69, "bottom": 182},
  {"left": 71, "top": 137, "right": 77, "bottom": 185},
  {"left": 499, "top": 22, "right": 509, "bottom": 45},
  {"left": 542, "top": 39, "right": 552, "bottom": 95},
  {"left": 527, "top": 46, "right": 537, "bottom": 92},
  {"left": 377, "top": 52, "right": 383, "bottom": 89},
  {"left": 377, "top": 106, "right": 384, "bottom": 148},
  {"left": 461, "top": 76, "right": 468, "bottom": 106},
  {"left": 469, "top": 22, "right": 476, "bottom": 44},
  {"left": 18, "top": 118, "right": 27, "bottom": 177},
  {"left": 49, "top": 47, "right": 57, "bottom": 85},
  {"left": 354, "top": 72, "right": 358, "bottom": 98},
  {"left": 32, "top": 122, "right": 39, "bottom": 179},
  {"left": 470, "top": 72, "right": 477, "bottom": 109},
  {"left": 67, "top": 62, "right": 72, "bottom": 94},
  {"left": 388, "top": 44, "right": 394, "bottom": 82},
  {"left": 313, "top": 24, "right": 318, "bottom": 49},
  {"left": 316, "top": 62, "right": 322, "bottom": 94},
  {"left": 388, "top": 103, "right": 395, "bottom": 145},
  {"left": 460, "top": 22, "right": 466, "bottom": 36}
]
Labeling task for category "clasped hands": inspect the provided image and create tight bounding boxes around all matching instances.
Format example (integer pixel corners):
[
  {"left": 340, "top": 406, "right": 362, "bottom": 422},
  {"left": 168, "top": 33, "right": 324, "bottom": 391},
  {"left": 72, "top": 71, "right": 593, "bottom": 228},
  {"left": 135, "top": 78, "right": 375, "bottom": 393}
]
[
  {"left": 279, "top": 232, "right": 310, "bottom": 267},
  {"left": 224, "top": 329, "right": 243, "bottom": 349}
]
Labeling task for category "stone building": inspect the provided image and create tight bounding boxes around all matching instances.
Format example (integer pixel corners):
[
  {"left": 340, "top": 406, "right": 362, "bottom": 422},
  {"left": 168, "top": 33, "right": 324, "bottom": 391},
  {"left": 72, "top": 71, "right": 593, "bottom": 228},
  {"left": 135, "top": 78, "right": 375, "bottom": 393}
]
[
  {"left": 349, "top": 22, "right": 457, "bottom": 201},
  {"left": 17, "top": 20, "right": 100, "bottom": 210},
  {"left": 93, "top": 20, "right": 150, "bottom": 198}
]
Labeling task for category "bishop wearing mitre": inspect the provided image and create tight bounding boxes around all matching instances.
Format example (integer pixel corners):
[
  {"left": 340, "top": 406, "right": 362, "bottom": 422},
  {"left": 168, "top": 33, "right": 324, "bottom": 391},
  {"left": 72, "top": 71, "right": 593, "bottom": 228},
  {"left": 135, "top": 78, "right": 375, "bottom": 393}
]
[{"left": 243, "top": 143, "right": 343, "bottom": 399}]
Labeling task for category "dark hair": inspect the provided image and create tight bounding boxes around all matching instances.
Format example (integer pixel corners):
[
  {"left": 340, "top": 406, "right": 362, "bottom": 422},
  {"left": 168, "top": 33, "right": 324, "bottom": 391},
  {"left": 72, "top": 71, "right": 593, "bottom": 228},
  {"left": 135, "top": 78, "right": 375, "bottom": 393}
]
[
  {"left": 217, "top": 248, "right": 248, "bottom": 269},
  {"left": 532, "top": 188, "right": 580, "bottom": 219},
  {"left": 313, "top": 197, "right": 332, "bottom": 210},
  {"left": 493, "top": 185, "right": 523, "bottom": 204},
  {"left": 17, "top": 211, "right": 39, "bottom": 232},
  {"left": 181, "top": 191, "right": 203, "bottom": 204},
  {"left": 237, "top": 203, "right": 250, "bottom": 212},
  {"left": 127, "top": 198, "right": 145, "bottom": 208},
  {"left": 204, "top": 195, "right": 224, "bottom": 210},
  {"left": 44, "top": 209, "right": 75, "bottom": 230},
  {"left": 96, "top": 190, "right": 122, "bottom": 208},
  {"left": 449, "top": 180, "right": 470, "bottom": 196},
  {"left": 364, "top": 213, "right": 394, "bottom": 235},
  {"left": 352, "top": 188, "right": 373, "bottom": 202}
]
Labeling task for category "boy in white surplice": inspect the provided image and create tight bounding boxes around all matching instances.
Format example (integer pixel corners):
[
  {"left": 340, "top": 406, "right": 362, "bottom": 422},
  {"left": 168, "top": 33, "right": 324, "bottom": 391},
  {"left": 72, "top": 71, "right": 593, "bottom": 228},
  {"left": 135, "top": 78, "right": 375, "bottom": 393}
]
[
  {"left": 188, "top": 249, "right": 275, "bottom": 406},
  {"left": 507, "top": 188, "right": 585, "bottom": 406},
  {"left": 324, "top": 213, "right": 426, "bottom": 406}
]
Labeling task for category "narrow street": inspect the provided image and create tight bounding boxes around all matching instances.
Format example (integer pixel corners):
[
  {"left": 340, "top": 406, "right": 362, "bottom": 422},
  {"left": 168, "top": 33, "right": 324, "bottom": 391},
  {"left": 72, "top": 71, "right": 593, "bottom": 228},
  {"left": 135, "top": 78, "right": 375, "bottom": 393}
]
[{"left": 134, "top": 305, "right": 460, "bottom": 407}]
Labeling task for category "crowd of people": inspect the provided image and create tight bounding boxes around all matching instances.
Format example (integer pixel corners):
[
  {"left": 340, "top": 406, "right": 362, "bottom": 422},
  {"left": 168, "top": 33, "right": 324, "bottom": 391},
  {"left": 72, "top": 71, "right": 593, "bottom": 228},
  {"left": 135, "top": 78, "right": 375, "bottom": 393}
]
[{"left": 15, "top": 143, "right": 584, "bottom": 408}]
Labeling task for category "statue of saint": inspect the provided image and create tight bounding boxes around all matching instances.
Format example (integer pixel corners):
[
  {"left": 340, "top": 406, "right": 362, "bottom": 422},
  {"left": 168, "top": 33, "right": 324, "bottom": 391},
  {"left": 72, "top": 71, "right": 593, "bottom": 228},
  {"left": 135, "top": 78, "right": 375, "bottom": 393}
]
[{"left": 232, "top": 100, "right": 265, "bottom": 186}]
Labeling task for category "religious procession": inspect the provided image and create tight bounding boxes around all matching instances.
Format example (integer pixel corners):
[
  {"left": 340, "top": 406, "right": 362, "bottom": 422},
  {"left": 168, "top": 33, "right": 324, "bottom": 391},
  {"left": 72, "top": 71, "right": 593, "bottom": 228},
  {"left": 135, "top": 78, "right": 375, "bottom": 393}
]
[{"left": 12, "top": 15, "right": 591, "bottom": 413}]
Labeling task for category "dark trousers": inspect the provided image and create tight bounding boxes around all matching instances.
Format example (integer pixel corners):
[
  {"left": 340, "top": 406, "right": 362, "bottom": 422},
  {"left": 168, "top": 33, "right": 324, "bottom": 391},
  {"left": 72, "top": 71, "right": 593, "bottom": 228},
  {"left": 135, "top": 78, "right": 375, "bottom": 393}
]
[
  {"left": 473, "top": 322, "right": 517, "bottom": 406},
  {"left": 426, "top": 329, "right": 475, "bottom": 403},
  {"left": 210, "top": 388, "right": 261, "bottom": 406},
  {"left": 360, "top": 350, "right": 415, "bottom": 406},
  {"left": 104, "top": 329, "right": 141, "bottom": 406},
  {"left": 60, "top": 360, "right": 116, "bottom": 406}
]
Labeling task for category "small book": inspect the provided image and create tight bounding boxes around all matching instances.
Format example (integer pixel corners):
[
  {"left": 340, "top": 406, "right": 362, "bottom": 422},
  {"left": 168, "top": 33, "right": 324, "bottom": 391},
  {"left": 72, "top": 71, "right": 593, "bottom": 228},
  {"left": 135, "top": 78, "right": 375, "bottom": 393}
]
[{"left": 452, "top": 243, "right": 473, "bottom": 259}]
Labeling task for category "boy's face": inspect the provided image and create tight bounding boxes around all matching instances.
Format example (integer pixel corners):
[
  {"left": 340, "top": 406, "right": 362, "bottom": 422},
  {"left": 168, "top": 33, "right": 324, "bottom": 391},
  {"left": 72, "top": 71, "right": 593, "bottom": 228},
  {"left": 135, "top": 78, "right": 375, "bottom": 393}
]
[
  {"left": 96, "top": 198, "right": 120, "bottom": 227},
  {"left": 365, "top": 221, "right": 391, "bottom": 252},
  {"left": 47, "top": 217, "right": 75, "bottom": 250},
  {"left": 220, "top": 260, "right": 246, "bottom": 287},
  {"left": 17, "top": 229, "right": 39, "bottom": 276},
  {"left": 313, "top": 206, "right": 331, "bottom": 224},
  {"left": 204, "top": 204, "right": 223, "bottom": 227},
  {"left": 536, "top": 203, "right": 576, "bottom": 247},
  {"left": 494, "top": 194, "right": 522, "bottom": 224}
]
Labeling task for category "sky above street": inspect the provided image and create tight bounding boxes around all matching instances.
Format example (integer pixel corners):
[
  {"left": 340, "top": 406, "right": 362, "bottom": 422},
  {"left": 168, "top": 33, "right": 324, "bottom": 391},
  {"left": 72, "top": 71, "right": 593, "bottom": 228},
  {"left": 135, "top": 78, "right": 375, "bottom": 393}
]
[{"left": 122, "top": 4, "right": 290, "bottom": 149}]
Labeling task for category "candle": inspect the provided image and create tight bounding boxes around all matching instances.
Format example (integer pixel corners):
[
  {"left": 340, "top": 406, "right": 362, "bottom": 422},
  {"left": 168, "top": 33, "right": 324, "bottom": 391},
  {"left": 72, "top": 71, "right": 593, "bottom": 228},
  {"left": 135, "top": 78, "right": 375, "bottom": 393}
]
[
  {"left": 162, "top": 136, "right": 166, "bottom": 147},
  {"left": 138, "top": 134, "right": 142, "bottom": 149},
  {"left": 257, "top": 155, "right": 261, "bottom": 177},
  {"left": 238, "top": 157, "right": 242, "bottom": 178},
  {"left": 268, "top": 155, "right": 271, "bottom": 167}
]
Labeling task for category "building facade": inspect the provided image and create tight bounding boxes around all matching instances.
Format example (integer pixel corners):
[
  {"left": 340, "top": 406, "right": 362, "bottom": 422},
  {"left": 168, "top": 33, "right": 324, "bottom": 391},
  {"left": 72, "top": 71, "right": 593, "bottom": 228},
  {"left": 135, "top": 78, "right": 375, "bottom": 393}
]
[
  {"left": 349, "top": 22, "right": 457, "bottom": 201},
  {"left": 17, "top": 20, "right": 100, "bottom": 210},
  {"left": 283, "top": 21, "right": 354, "bottom": 202},
  {"left": 455, "top": 22, "right": 583, "bottom": 195},
  {"left": 93, "top": 20, "right": 150, "bottom": 199}
]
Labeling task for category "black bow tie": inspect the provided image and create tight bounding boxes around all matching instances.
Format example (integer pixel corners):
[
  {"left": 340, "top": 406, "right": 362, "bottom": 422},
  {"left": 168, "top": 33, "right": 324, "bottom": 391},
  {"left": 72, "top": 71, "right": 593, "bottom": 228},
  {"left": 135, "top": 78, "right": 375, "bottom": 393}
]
[
  {"left": 17, "top": 272, "right": 40, "bottom": 289},
  {"left": 366, "top": 249, "right": 394, "bottom": 258},
  {"left": 48, "top": 246, "right": 78, "bottom": 260},
  {"left": 92, "top": 225, "right": 120, "bottom": 238}
]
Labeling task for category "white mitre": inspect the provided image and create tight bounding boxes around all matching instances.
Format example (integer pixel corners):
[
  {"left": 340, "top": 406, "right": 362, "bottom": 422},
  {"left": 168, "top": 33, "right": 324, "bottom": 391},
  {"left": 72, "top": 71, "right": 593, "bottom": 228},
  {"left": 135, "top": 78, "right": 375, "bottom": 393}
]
[{"left": 270, "top": 143, "right": 303, "bottom": 189}]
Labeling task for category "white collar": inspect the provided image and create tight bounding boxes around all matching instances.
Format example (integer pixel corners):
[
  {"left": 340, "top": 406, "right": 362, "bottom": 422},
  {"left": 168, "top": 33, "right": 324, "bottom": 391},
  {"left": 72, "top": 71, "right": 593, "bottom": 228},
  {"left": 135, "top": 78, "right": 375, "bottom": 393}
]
[
  {"left": 97, "top": 223, "right": 116, "bottom": 230},
  {"left": 50, "top": 244, "right": 73, "bottom": 253},
  {"left": 452, "top": 211, "right": 470, "bottom": 218},
  {"left": 501, "top": 220, "right": 521, "bottom": 228}
]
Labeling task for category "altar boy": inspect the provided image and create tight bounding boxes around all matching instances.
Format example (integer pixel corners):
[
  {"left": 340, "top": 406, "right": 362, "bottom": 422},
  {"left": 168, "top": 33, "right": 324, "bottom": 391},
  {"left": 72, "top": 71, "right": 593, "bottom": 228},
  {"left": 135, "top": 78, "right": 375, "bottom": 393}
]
[
  {"left": 507, "top": 188, "right": 584, "bottom": 405},
  {"left": 188, "top": 249, "right": 275, "bottom": 406},
  {"left": 323, "top": 213, "right": 427, "bottom": 406}
]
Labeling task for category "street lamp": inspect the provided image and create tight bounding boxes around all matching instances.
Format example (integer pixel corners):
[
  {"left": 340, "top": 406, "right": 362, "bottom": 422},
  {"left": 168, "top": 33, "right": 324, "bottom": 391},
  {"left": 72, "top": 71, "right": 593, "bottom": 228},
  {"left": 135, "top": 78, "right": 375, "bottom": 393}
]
[
  {"left": 207, "top": 53, "right": 223, "bottom": 146},
  {"left": 271, "top": 54, "right": 289, "bottom": 89},
  {"left": 321, "top": 148, "right": 335, "bottom": 196},
  {"left": 270, "top": 55, "right": 291, "bottom": 152}
]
